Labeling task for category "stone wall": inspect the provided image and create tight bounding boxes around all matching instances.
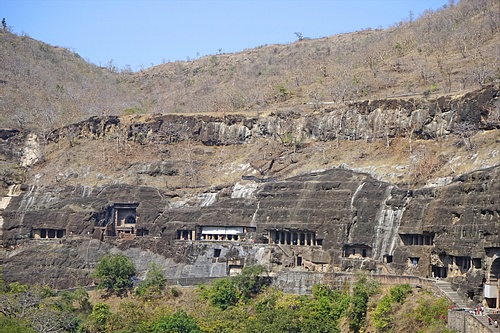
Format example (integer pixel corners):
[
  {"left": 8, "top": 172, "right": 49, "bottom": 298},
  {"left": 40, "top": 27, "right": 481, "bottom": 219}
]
[{"left": 448, "top": 310, "right": 493, "bottom": 333}]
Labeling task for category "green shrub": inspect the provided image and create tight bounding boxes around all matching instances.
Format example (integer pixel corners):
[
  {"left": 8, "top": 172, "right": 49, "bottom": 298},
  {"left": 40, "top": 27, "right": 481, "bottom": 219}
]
[
  {"left": 135, "top": 263, "right": 166, "bottom": 300},
  {"left": 0, "top": 316, "right": 35, "bottom": 333},
  {"left": 93, "top": 254, "right": 136, "bottom": 295},
  {"left": 170, "top": 287, "right": 180, "bottom": 298},
  {"left": 373, "top": 294, "right": 393, "bottom": 332},
  {"left": 390, "top": 284, "right": 412, "bottom": 303},
  {"left": 84, "top": 302, "right": 112, "bottom": 333},
  {"left": 150, "top": 310, "right": 202, "bottom": 333},
  {"left": 200, "top": 265, "right": 268, "bottom": 310},
  {"left": 346, "top": 274, "right": 380, "bottom": 333}
]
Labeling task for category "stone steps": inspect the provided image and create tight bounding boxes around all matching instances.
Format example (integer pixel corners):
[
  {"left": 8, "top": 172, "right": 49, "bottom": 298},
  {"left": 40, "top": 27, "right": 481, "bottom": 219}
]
[
  {"left": 473, "top": 313, "right": 500, "bottom": 332},
  {"left": 436, "top": 280, "right": 469, "bottom": 308}
]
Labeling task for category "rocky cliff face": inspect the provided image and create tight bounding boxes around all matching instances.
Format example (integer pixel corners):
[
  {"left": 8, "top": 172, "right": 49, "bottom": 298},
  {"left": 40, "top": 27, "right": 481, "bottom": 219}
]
[
  {"left": 1, "top": 166, "right": 499, "bottom": 297},
  {"left": 44, "top": 85, "right": 499, "bottom": 147},
  {"left": 0, "top": 86, "right": 499, "bottom": 304}
]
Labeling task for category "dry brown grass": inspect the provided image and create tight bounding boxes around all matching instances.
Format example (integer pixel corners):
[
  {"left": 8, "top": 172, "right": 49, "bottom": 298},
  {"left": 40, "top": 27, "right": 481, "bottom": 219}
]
[{"left": 1, "top": 0, "right": 498, "bottom": 130}]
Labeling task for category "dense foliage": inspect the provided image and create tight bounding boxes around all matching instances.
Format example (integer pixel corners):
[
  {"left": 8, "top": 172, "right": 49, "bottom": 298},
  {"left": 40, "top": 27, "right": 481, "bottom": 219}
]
[
  {"left": 93, "top": 254, "right": 137, "bottom": 296},
  {"left": 200, "top": 265, "right": 268, "bottom": 309},
  {"left": 0, "top": 266, "right": 453, "bottom": 333}
]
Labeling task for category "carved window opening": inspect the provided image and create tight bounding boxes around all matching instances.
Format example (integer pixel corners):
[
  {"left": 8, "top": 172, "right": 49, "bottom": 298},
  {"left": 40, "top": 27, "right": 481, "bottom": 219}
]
[
  {"left": 454, "top": 256, "right": 471, "bottom": 272},
  {"left": 214, "top": 249, "right": 221, "bottom": 257},
  {"left": 229, "top": 265, "right": 243, "bottom": 276},
  {"left": 297, "top": 256, "right": 303, "bottom": 266},
  {"left": 136, "top": 228, "right": 149, "bottom": 237},
  {"left": 200, "top": 226, "right": 247, "bottom": 241},
  {"left": 114, "top": 203, "right": 139, "bottom": 227},
  {"left": 383, "top": 255, "right": 393, "bottom": 263},
  {"left": 125, "top": 215, "right": 136, "bottom": 224},
  {"left": 177, "top": 229, "right": 193, "bottom": 240},
  {"left": 432, "top": 265, "right": 448, "bottom": 278},
  {"left": 343, "top": 244, "right": 372, "bottom": 258},
  {"left": 489, "top": 258, "right": 500, "bottom": 282},
  {"left": 400, "top": 233, "right": 434, "bottom": 246},
  {"left": 409, "top": 257, "right": 419, "bottom": 267},
  {"left": 32, "top": 228, "right": 66, "bottom": 239}
]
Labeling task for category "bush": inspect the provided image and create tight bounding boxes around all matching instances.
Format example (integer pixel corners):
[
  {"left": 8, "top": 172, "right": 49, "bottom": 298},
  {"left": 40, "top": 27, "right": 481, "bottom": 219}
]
[
  {"left": 0, "top": 316, "right": 35, "bottom": 333},
  {"left": 390, "top": 284, "right": 412, "bottom": 303},
  {"left": 135, "top": 263, "right": 166, "bottom": 300},
  {"left": 150, "top": 310, "right": 202, "bottom": 333},
  {"left": 346, "top": 274, "right": 380, "bottom": 333},
  {"left": 200, "top": 265, "right": 268, "bottom": 310},
  {"left": 84, "top": 302, "right": 112, "bottom": 333},
  {"left": 201, "top": 277, "right": 238, "bottom": 310},
  {"left": 373, "top": 295, "right": 393, "bottom": 332},
  {"left": 93, "top": 254, "right": 136, "bottom": 295}
]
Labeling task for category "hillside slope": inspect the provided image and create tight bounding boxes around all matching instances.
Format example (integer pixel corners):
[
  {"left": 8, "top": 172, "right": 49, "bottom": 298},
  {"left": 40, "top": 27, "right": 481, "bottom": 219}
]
[{"left": 1, "top": 0, "right": 498, "bottom": 129}]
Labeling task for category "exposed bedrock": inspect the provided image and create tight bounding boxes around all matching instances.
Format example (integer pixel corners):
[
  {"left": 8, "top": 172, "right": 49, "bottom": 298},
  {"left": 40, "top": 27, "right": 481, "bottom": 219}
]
[
  {"left": 1, "top": 166, "right": 499, "bottom": 300},
  {"left": 42, "top": 85, "right": 499, "bottom": 147}
]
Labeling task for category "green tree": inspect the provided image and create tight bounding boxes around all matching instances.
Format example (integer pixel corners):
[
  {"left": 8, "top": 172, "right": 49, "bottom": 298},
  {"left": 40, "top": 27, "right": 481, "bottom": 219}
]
[
  {"left": 0, "top": 285, "right": 80, "bottom": 333},
  {"left": 135, "top": 263, "right": 166, "bottom": 300},
  {"left": 202, "top": 277, "right": 238, "bottom": 310},
  {"left": 93, "top": 254, "right": 136, "bottom": 295},
  {"left": 200, "top": 265, "right": 268, "bottom": 310},
  {"left": 0, "top": 316, "right": 35, "bottom": 333},
  {"left": 389, "top": 284, "right": 412, "bottom": 304},
  {"left": 299, "top": 284, "right": 350, "bottom": 333},
  {"left": 244, "top": 306, "right": 302, "bottom": 333},
  {"left": 150, "top": 310, "right": 202, "bottom": 333},
  {"left": 84, "top": 302, "right": 112, "bottom": 333},
  {"left": 346, "top": 274, "right": 380, "bottom": 333},
  {"left": 373, "top": 294, "right": 393, "bottom": 332},
  {"left": 232, "top": 265, "right": 267, "bottom": 302}
]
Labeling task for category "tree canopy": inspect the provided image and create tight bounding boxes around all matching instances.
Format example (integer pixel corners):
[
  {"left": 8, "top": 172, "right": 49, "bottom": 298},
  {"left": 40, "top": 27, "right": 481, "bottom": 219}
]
[{"left": 93, "top": 253, "right": 136, "bottom": 295}]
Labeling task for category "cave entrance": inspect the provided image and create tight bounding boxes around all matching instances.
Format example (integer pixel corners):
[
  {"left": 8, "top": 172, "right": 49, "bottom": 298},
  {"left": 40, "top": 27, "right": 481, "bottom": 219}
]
[
  {"left": 177, "top": 229, "right": 194, "bottom": 240},
  {"left": 383, "top": 255, "right": 393, "bottom": 263},
  {"left": 432, "top": 265, "right": 447, "bottom": 278},
  {"left": 32, "top": 228, "right": 66, "bottom": 239},
  {"left": 296, "top": 256, "right": 303, "bottom": 267}
]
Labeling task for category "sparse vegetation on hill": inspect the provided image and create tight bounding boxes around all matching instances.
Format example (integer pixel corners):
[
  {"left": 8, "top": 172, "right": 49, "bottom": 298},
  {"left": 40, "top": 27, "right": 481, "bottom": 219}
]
[
  {"left": 123, "top": 0, "right": 500, "bottom": 114},
  {"left": 0, "top": 32, "right": 143, "bottom": 131},
  {"left": 1, "top": 0, "right": 498, "bottom": 130}
]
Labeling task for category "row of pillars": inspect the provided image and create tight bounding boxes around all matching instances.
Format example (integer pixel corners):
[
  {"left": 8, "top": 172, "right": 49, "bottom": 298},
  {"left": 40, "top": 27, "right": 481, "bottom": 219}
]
[
  {"left": 177, "top": 230, "right": 195, "bottom": 240},
  {"left": 268, "top": 230, "right": 317, "bottom": 246},
  {"left": 33, "top": 229, "right": 65, "bottom": 239},
  {"left": 404, "top": 234, "right": 433, "bottom": 246}
]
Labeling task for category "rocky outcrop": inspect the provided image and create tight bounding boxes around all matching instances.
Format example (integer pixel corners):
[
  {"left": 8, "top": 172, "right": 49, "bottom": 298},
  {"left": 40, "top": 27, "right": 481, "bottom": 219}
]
[
  {"left": 44, "top": 85, "right": 499, "bottom": 148},
  {"left": 1, "top": 166, "right": 499, "bottom": 299}
]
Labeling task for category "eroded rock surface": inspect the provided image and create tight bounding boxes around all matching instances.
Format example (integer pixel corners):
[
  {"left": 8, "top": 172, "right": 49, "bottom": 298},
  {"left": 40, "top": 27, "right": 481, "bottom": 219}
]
[
  {"left": 0, "top": 86, "right": 499, "bottom": 306},
  {"left": 1, "top": 166, "right": 498, "bottom": 301}
]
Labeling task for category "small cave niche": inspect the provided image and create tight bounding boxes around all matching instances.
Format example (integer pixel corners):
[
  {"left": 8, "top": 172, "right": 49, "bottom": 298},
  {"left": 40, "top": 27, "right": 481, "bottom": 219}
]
[
  {"left": 408, "top": 257, "right": 419, "bottom": 267},
  {"left": 214, "top": 248, "right": 221, "bottom": 258},
  {"left": 472, "top": 258, "right": 482, "bottom": 269},
  {"left": 383, "top": 255, "right": 393, "bottom": 263}
]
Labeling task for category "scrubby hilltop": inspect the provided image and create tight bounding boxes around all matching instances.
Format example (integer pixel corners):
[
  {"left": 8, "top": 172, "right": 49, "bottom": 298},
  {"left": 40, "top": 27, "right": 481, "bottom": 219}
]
[{"left": 1, "top": 0, "right": 499, "bottom": 129}]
